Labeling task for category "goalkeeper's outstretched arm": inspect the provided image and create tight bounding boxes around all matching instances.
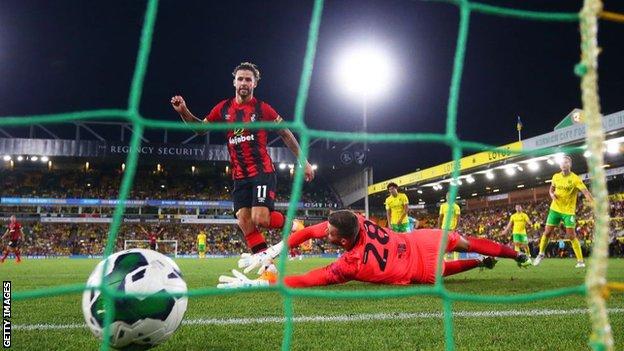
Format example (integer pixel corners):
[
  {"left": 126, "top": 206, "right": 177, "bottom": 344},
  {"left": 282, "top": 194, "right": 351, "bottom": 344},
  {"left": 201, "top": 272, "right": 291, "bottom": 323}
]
[
  {"left": 284, "top": 263, "right": 352, "bottom": 288},
  {"left": 224, "top": 221, "right": 356, "bottom": 289},
  {"left": 237, "top": 222, "right": 329, "bottom": 274}
]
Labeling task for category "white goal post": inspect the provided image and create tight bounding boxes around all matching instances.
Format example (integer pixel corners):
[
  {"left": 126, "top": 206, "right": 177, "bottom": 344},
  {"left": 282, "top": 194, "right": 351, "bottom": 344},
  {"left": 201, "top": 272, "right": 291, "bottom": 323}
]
[{"left": 124, "top": 240, "right": 179, "bottom": 257}]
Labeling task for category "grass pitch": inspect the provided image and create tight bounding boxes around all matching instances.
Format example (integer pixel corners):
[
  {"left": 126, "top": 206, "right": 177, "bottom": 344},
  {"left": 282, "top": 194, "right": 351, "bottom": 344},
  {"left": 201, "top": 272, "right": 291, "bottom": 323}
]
[{"left": 2, "top": 257, "right": 623, "bottom": 350}]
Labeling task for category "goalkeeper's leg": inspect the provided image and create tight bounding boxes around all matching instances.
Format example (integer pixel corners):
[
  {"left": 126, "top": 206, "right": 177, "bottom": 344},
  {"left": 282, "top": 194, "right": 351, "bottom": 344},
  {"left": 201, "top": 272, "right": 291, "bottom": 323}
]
[
  {"left": 443, "top": 259, "right": 481, "bottom": 276},
  {"left": 450, "top": 233, "right": 530, "bottom": 267},
  {"left": 452, "top": 235, "right": 517, "bottom": 259}
]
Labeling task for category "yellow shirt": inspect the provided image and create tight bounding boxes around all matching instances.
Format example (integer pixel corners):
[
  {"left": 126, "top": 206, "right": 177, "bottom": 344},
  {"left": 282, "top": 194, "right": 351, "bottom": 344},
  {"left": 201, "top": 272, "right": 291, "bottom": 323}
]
[
  {"left": 439, "top": 203, "right": 460, "bottom": 230},
  {"left": 197, "top": 232, "right": 206, "bottom": 245},
  {"left": 550, "top": 172, "right": 587, "bottom": 215},
  {"left": 385, "top": 193, "right": 409, "bottom": 225},
  {"left": 510, "top": 212, "right": 530, "bottom": 234}
]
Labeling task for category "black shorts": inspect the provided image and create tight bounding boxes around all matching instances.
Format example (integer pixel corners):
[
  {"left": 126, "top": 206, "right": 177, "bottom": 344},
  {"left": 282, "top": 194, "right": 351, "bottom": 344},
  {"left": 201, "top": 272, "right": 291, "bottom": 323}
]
[
  {"left": 232, "top": 172, "right": 277, "bottom": 214},
  {"left": 8, "top": 240, "right": 21, "bottom": 249},
  {"left": 150, "top": 242, "right": 157, "bottom": 250}
]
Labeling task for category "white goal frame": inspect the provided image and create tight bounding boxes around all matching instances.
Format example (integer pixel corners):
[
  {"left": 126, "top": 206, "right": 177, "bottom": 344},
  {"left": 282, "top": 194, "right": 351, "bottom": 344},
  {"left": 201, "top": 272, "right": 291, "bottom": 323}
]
[{"left": 123, "top": 240, "right": 178, "bottom": 257}]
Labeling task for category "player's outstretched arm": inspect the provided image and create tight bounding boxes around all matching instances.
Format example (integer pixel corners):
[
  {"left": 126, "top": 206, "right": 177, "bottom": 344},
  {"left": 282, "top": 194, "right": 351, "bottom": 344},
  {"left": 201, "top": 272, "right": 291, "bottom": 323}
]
[
  {"left": 217, "top": 269, "right": 271, "bottom": 289},
  {"left": 216, "top": 265, "right": 348, "bottom": 289},
  {"left": 237, "top": 222, "right": 328, "bottom": 274},
  {"left": 277, "top": 128, "right": 315, "bottom": 182},
  {"left": 170, "top": 95, "right": 201, "bottom": 123},
  {"left": 284, "top": 265, "right": 350, "bottom": 288},
  {"left": 171, "top": 95, "right": 210, "bottom": 136}
]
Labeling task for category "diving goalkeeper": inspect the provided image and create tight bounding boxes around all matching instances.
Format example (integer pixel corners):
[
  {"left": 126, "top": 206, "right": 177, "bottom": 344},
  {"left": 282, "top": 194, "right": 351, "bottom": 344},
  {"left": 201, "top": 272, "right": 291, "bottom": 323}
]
[{"left": 217, "top": 210, "right": 530, "bottom": 288}]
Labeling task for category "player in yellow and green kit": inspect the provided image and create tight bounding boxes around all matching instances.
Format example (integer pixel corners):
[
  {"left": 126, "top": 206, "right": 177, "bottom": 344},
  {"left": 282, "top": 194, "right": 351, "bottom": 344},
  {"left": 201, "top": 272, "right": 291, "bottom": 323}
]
[
  {"left": 438, "top": 192, "right": 461, "bottom": 260},
  {"left": 197, "top": 229, "right": 207, "bottom": 259},
  {"left": 533, "top": 155, "right": 593, "bottom": 268},
  {"left": 438, "top": 192, "right": 461, "bottom": 231},
  {"left": 385, "top": 182, "right": 410, "bottom": 232},
  {"left": 502, "top": 204, "right": 532, "bottom": 263}
]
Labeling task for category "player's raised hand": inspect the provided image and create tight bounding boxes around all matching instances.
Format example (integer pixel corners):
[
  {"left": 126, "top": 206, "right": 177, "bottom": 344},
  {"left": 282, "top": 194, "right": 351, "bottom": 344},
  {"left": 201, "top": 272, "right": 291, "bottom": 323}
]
[
  {"left": 217, "top": 269, "right": 269, "bottom": 289},
  {"left": 170, "top": 95, "right": 187, "bottom": 114},
  {"left": 304, "top": 162, "right": 315, "bottom": 182}
]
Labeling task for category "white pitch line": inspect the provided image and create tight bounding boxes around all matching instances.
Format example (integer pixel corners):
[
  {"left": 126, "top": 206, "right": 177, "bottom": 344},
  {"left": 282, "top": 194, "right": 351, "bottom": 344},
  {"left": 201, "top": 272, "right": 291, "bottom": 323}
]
[{"left": 14, "top": 308, "right": 624, "bottom": 331}]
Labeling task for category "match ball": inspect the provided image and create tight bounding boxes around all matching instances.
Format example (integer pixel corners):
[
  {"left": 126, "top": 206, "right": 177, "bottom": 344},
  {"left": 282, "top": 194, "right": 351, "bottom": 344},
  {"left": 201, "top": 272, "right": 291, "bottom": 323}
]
[{"left": 81, "top": 249, "right": 188, "bottom": 350}]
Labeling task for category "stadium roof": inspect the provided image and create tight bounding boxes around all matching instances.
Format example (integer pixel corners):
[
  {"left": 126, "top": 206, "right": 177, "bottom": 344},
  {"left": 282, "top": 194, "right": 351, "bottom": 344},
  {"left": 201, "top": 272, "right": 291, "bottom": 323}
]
[{"left": 368, "top": 109, "right": 624, "bottom": 202}]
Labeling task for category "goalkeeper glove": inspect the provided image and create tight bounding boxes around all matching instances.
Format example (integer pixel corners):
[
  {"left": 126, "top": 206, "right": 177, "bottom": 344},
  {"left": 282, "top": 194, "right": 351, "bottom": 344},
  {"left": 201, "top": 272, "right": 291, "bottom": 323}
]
[
  {"left": 238, "top": 241, "right": 284, "bottom": 274},
  {"left": 217, "top": 269, "right": 270, "bottom": 289}
]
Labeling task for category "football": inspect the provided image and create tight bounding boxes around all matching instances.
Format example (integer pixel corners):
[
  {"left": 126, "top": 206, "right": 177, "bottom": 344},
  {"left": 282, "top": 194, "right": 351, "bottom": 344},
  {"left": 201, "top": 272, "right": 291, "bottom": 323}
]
[{"left": 81, "top": 249, "right": 188, "bottom": 350}]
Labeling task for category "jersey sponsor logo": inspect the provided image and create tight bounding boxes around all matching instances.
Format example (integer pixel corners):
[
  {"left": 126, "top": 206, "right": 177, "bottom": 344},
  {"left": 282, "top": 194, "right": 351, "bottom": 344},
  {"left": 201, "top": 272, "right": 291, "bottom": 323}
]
[
  {"left": 228, "top": 133, "right": 255, "bottom": 145},
  {"left": 250, "top": 113, "right": 257, "bottom": 122}
]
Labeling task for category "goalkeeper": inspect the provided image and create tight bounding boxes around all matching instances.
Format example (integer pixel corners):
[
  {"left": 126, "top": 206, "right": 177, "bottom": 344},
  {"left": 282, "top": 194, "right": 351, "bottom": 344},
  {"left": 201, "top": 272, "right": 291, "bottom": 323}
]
[{"left": 218, "top": 210, "right": 530, "bottom": 288}]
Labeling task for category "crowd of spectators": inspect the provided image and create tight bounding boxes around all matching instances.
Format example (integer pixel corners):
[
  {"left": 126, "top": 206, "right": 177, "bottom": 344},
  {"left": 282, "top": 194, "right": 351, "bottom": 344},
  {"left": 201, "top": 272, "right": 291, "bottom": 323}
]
[
  {"left": 0, "top": 168, "right": 340, "bottom": 205},
  {"left": 3, "top": 167, "right": 624, "bottom": 258},
  {"left": 13, "top": 222, "right": 332, "bottom": 257},
  {"left": 8, "top": 194, "right": 624, "bottom": 257}
]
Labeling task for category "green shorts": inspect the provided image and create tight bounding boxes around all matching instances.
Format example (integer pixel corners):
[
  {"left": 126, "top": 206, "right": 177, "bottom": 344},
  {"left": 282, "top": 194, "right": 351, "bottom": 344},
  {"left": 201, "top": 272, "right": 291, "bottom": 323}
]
[
  {"left": 546, "top": 209, "right": 576, "bottom": 228},
  {"left": 198, "top": 243, "right": 206, "bottom": 252},
  {"left": 512, "top": 233, "right": 528, "bottom": 244},
  {"left": 391, "top": 223, "right": 410, "bottom": 233}
]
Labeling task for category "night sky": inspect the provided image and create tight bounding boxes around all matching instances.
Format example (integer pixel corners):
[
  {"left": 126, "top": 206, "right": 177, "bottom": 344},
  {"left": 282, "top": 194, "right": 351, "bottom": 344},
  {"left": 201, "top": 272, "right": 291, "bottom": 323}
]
[{"left": 0, "top": 0, "right": 622, "bottom": 182}]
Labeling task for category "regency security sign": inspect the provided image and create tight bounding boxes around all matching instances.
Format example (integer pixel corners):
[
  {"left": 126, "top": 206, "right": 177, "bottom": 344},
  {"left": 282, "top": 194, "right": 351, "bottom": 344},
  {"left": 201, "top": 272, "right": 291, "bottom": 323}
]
[
  {"left": 107, "top": 144, "right": 207, "bottom": 157},
  {"left": 0, "top": 138, "right": 297, "bottom": 162}
]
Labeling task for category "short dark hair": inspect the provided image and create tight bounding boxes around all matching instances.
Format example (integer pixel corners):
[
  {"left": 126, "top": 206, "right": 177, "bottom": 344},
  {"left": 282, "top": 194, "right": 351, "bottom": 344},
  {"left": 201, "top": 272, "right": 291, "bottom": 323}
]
[
  {"left": 232, "top": 62, "right": 260, "bottom": 81},
  {"left": 328, "top": 210, "right": 359, "bottom": 240},
  {"left": 387, "top": 182, "right": 398, "bottom": 190}
]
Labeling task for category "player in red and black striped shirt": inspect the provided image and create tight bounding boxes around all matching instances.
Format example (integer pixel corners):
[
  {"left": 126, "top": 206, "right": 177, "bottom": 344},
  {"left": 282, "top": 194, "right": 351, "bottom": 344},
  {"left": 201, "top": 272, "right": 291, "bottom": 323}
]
[
  {"left": 138, "top": 225, "right": 164, "bottom": 252},
  {"left": 1, "top": 215, "right": 23, "bottom": 263},
  {"left": 171, "top": 62, "right": 314, "bottom": 256}
]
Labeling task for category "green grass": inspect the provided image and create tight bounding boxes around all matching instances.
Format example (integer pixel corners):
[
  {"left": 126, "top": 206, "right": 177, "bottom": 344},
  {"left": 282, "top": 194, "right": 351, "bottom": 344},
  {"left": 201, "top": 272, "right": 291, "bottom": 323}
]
[{"left": 2, "top": 257, "right": 624, "bottom": 350}]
